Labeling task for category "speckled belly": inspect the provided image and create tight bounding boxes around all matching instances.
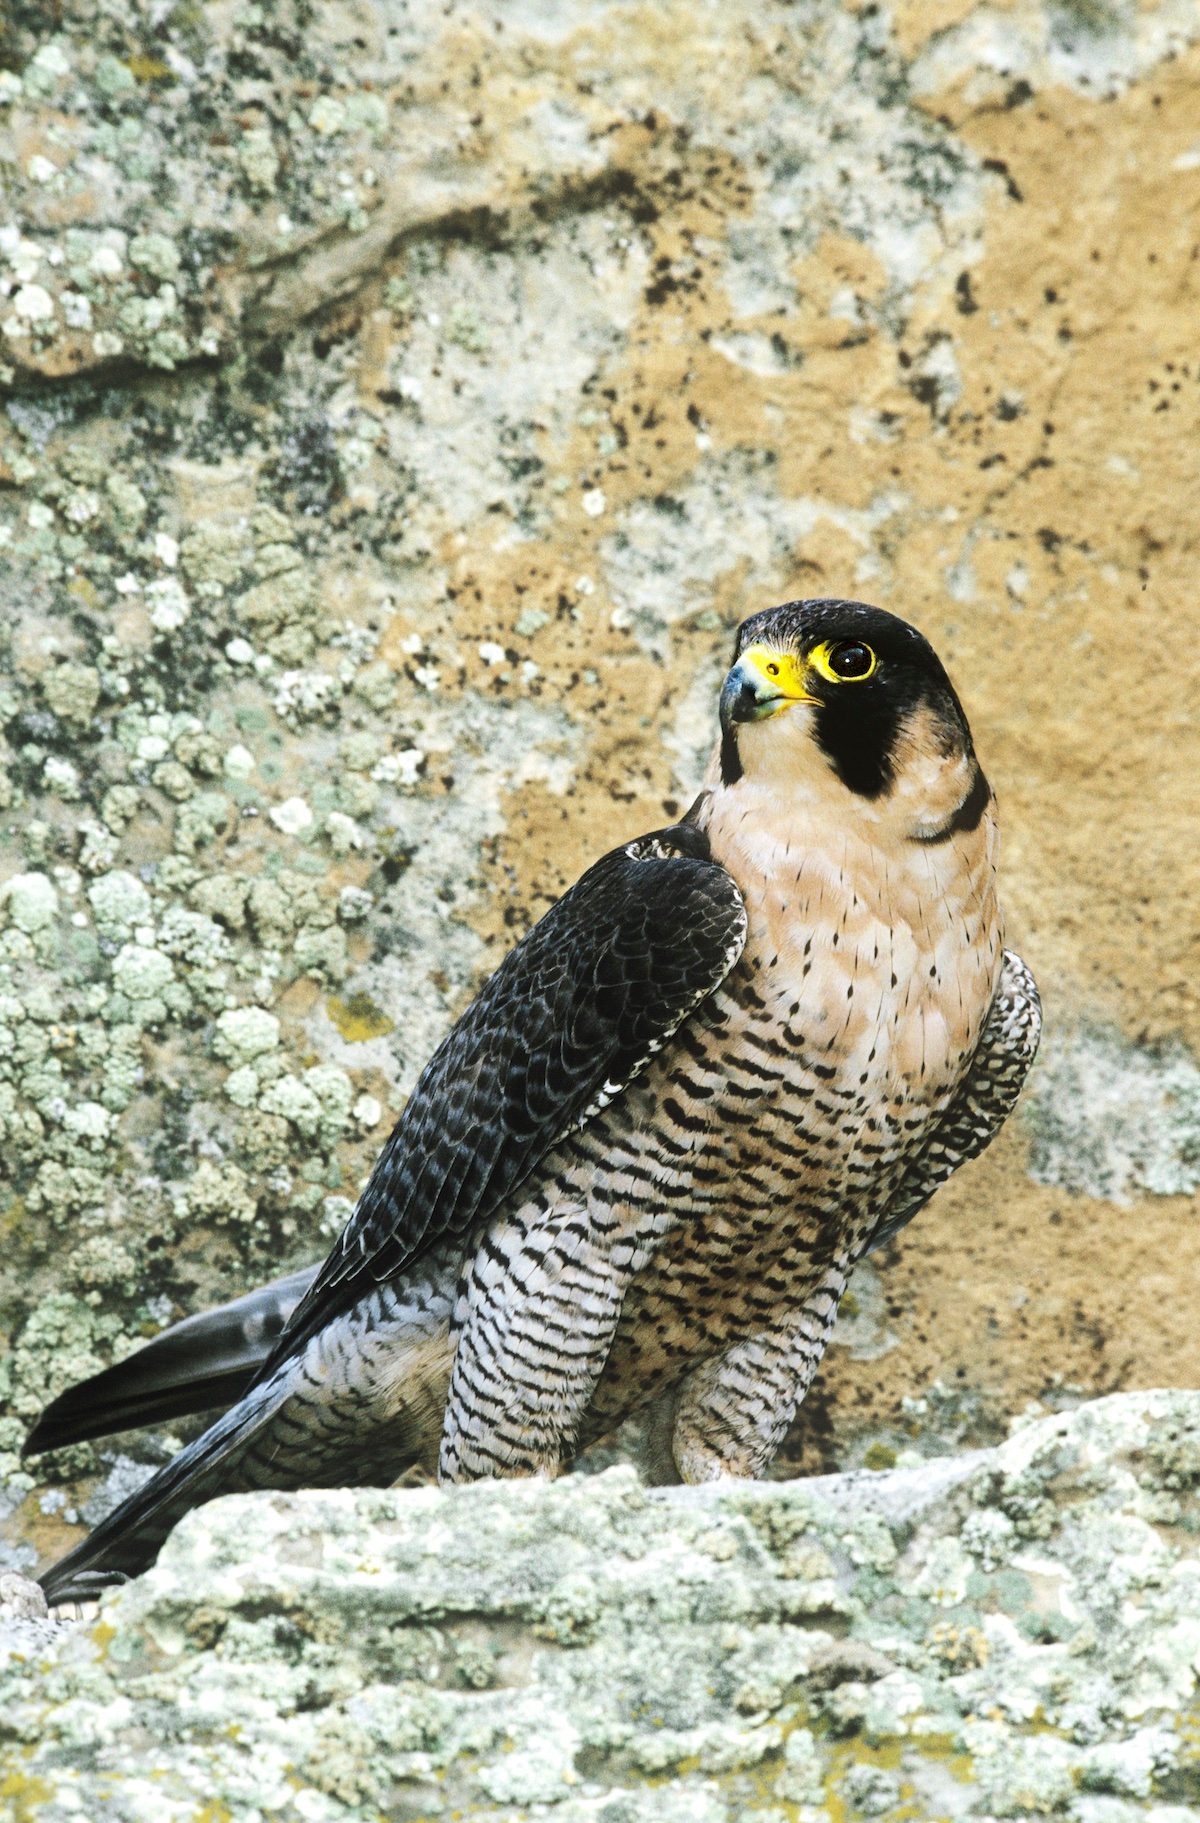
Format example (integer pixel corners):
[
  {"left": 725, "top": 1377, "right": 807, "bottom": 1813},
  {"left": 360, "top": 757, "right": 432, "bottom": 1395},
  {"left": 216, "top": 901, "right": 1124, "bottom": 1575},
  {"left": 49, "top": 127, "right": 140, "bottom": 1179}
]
[{"left": 573, "top": 941, "right": 982, "bottom": 1435}]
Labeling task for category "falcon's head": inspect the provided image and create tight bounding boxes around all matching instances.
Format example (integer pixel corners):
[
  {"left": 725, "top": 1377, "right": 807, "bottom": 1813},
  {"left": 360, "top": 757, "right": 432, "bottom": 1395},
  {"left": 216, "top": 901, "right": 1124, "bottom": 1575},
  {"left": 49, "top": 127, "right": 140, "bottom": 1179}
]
[
  {"left": 715, "top": 598, "right": 987, "bottom": 833},
  {"left": 718, "top": 598, "right": 974, "bottom": 794}
]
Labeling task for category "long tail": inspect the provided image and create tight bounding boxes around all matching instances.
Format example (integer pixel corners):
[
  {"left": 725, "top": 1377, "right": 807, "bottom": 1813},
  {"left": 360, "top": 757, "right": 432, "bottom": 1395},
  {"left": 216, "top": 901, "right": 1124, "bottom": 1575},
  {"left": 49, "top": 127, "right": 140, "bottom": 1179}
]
[
  {"left": 23, "top": 1265, "right": 319, "bottom": 1457},
  {"left": 38, "top": 1369, "right": 295, "bottom": 1607}
]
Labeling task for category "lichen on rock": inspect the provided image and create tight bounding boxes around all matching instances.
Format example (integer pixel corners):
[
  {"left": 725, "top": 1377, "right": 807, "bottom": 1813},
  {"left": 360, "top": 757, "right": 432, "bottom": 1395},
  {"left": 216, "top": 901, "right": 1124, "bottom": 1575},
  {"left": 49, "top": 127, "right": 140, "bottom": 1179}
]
[{"left": 6, "top": 1393, "right": 1200, "bottom": 1819}]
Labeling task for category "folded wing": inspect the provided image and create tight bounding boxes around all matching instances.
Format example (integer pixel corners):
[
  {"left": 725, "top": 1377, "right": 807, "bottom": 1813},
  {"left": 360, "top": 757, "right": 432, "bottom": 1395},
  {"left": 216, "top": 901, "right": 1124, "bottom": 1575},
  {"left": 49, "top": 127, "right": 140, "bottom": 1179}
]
[
  {"left": 35, "top": 824, "right": 746, "bottom": 1603},
  {"left": 262, "top": 824, "right": 747, "bottom": 1373}
]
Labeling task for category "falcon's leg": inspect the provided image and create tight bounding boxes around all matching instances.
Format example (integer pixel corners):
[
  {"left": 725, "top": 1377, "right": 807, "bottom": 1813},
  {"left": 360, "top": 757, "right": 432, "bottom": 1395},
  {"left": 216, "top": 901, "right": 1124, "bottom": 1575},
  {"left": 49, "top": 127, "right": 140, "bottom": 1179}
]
[
  {"left": 438, "top": 1194, "right": 631, "bottom": 1483},
  {"left": 670, "top": 1262, "right": 847, "bottom": 1483}
]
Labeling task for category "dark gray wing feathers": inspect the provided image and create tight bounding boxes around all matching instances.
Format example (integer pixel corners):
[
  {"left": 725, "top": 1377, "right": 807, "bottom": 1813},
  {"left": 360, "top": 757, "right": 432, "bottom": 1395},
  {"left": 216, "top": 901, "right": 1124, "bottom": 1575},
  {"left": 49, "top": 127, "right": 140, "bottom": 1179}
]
[
  {"left": 22, "top": 1266, "right": 317, "bottom": 1457},
  {"left": 264, "top": 826, "right": 746, "bottom": 1368}
]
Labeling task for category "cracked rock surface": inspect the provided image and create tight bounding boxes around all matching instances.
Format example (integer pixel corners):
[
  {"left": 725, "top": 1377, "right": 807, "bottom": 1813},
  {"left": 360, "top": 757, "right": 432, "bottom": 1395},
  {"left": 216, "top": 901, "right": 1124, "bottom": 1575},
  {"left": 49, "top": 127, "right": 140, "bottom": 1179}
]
[
  {"left": 1, "top": 0, "right": 1199, "bottom": 1637},
  {"left": 6, "top": 1391, "right": 1200, "bottom": 1820}
]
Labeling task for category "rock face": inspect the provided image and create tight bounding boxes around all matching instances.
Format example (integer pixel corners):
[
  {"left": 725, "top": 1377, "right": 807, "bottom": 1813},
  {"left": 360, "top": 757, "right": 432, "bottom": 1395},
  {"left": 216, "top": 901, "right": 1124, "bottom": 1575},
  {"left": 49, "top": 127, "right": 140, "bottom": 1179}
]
[
  {"left": 5, "top": 1390, "right": 1200, "bottom": 1819},
  {"left": 5, "top": 5, "right": 1199, "bottom": 1808},
  {"left": 2, "top": 0, "right": 1200, "bottom": 1584}
]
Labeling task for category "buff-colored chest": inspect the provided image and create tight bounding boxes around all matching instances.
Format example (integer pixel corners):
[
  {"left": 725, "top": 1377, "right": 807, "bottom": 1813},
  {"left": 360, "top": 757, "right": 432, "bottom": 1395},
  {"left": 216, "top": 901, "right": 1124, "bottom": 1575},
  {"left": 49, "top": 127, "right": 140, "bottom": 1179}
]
[
  {"left": 736, "top": 826, "right": 999, "bottom": 1101},
  {"left": 700, "top": 773, "right": 1003, "bottom": 1164}
]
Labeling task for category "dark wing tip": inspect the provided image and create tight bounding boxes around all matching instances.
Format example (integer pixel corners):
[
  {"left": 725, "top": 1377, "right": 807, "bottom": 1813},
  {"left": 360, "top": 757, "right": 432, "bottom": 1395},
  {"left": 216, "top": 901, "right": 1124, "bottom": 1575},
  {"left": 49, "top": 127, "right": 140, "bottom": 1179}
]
[
  {"left": 24, "top": 1267, "right": 319, "bottom": 1457},
  {"left": 22, "top": 1365, "right": 256, "bottom": 1457},
  {"left": 41, "top": 1566, "right": 131, "bottom": 1610},
  {"left": 23, "top": 1374, "right": 127, "bottom": 1457}
]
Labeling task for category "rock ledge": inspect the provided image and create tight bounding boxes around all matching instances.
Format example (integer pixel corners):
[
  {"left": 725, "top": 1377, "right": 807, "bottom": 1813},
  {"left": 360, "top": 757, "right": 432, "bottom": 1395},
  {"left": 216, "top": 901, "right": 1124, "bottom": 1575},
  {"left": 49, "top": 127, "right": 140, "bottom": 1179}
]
[{"left": 5, "top": 1390, "right": 1200, "bottom": 1821}]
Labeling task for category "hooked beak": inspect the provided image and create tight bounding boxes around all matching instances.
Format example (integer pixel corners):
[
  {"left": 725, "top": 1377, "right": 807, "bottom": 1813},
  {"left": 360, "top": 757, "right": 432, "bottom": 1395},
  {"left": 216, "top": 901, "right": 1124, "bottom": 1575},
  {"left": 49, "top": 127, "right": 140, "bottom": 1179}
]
[{"left": 720, "top": 642, "right": 817, "bottom": 725}]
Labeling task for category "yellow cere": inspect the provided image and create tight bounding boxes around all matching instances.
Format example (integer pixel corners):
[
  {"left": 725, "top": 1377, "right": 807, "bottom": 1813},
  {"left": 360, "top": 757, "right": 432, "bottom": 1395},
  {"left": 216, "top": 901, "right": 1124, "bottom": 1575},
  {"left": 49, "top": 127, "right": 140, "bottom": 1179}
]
[{"left": 738, "top": 642, "right": 818, "bottom": 707}]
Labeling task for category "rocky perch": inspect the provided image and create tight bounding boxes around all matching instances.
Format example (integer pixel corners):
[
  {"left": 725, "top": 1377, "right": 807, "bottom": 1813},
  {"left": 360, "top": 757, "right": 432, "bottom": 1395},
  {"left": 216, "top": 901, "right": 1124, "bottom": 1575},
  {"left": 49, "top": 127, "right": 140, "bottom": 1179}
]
[{"left": 5, "top": 1390, "right": 1200, "bottom": 1821}]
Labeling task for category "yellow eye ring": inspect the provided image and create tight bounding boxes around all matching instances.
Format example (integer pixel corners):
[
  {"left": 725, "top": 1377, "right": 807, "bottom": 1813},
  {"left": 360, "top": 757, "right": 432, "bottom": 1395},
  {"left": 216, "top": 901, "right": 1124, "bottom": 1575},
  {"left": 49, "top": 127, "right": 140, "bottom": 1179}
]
[{"left": 809, "top": 639, "right": 877, "bottom": 683}]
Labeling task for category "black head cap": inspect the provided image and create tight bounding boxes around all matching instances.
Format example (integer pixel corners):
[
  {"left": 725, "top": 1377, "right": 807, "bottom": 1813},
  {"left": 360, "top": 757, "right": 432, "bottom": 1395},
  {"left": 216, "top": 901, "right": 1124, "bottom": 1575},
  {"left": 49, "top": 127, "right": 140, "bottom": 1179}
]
[{"left": 727, "top": 597, "right": 975, "bottom": 797}]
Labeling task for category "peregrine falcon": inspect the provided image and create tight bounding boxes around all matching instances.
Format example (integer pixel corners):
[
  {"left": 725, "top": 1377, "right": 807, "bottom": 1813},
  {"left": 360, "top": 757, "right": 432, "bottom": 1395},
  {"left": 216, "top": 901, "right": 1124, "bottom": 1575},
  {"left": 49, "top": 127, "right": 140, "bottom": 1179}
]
[{"left": 32, "top": 598, "right": 1041, "bottom": 1605}]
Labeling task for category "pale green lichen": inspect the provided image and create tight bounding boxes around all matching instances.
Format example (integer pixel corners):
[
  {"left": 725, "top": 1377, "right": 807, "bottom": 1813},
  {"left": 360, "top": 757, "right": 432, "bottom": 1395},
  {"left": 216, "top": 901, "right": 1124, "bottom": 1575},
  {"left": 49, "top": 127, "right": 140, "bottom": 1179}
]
[
  {"left": 0, "top": 871, "right": 58, "bottom": 933},
  {"left": 5, "top": 1394, "right": 1200, "bottom": 1817},
  {"left": 87, "top": 869, "right": 151, "bottom": 937},
  {"left": 111, "top": 942, "right": 174, "bottom": 1002},
  {"left": 173, "top": 789, "right": 235, "bottom": 855},
  {"left": 223, "top": 1065, "right": 260, "bottom": 1109},
  {"left": 292, "top": 923, "right": 349, "bottom": 984},
  {"left": 212, "top": 1004, "right": 277, "bottom": 1059}
]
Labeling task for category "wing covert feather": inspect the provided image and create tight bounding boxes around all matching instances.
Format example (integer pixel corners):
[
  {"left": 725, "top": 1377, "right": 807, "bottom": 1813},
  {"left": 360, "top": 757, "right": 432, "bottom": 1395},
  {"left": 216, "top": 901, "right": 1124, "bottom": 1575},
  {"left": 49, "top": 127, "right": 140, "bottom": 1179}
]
[{"left": 265, "top": 826, "right": 746, "bottom": 1367}]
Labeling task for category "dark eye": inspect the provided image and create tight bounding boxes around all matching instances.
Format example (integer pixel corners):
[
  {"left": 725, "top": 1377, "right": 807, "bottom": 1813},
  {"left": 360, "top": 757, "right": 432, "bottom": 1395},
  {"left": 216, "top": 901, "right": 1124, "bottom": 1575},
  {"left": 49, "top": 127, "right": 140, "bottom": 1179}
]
[{"left": 827, "top": 641, "right": 875, "bottom": 680}]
